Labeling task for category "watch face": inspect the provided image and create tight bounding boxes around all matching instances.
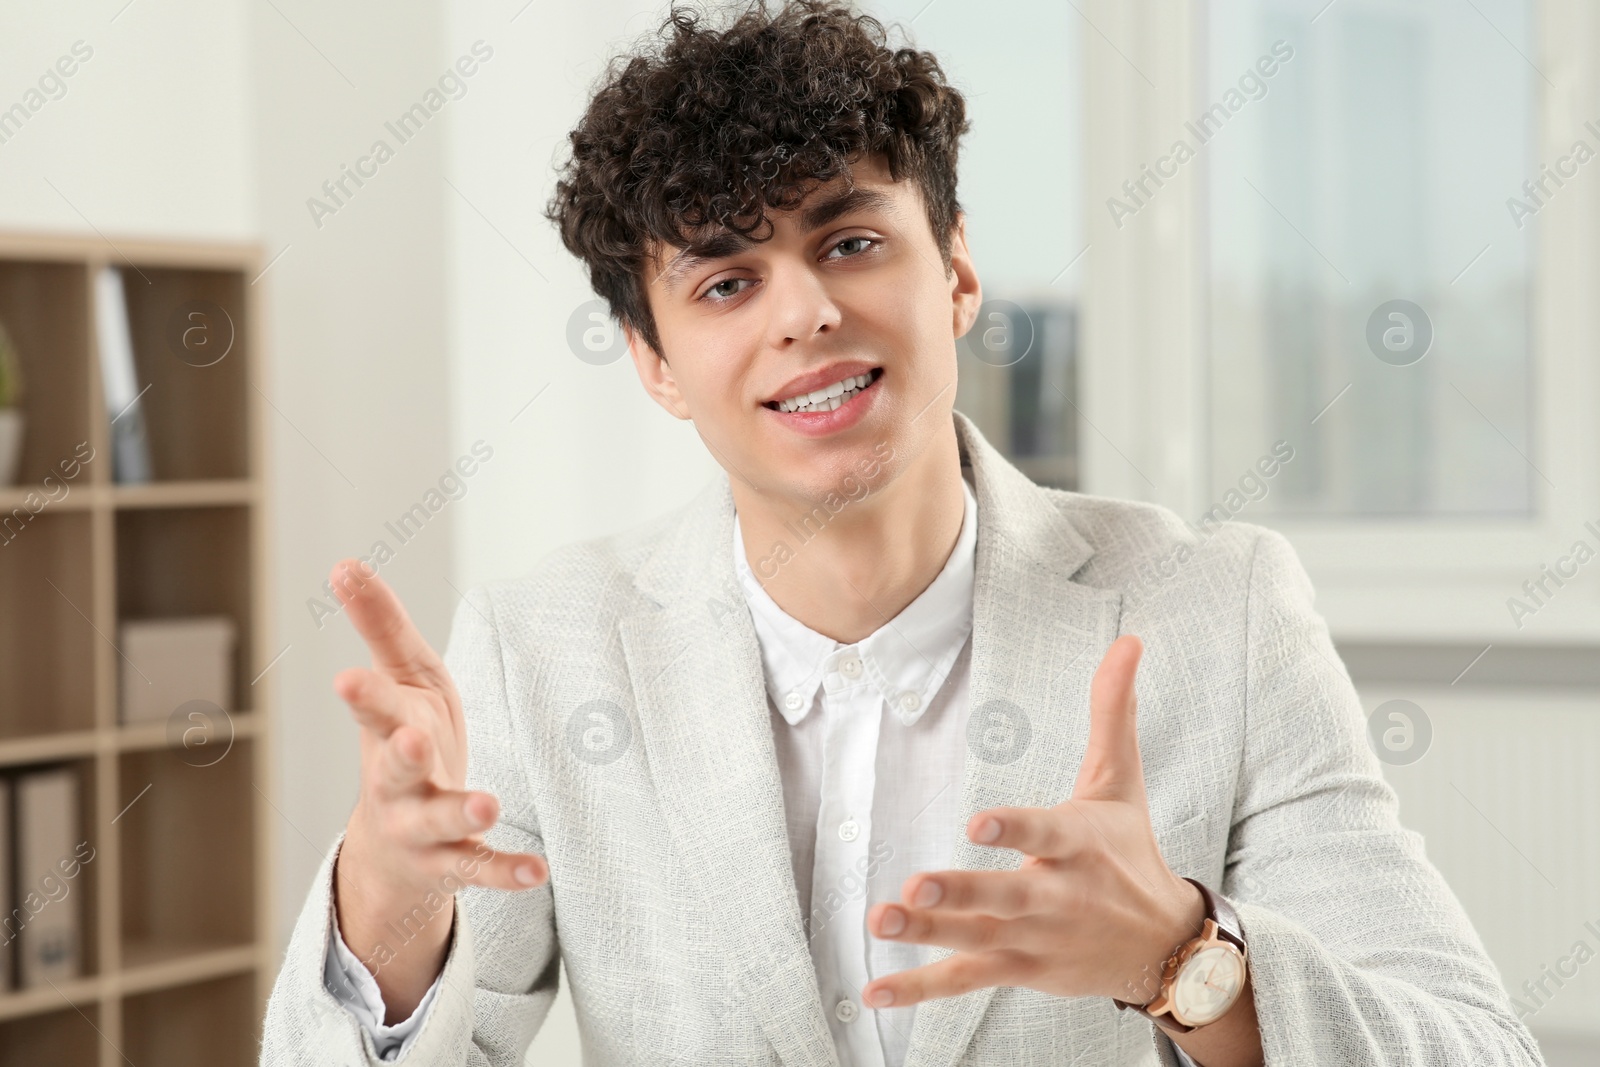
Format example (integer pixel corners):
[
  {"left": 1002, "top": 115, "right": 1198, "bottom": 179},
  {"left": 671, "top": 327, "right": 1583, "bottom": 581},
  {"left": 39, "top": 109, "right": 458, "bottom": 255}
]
[{"left": 1170, "top": 944, "right": 1246, "bottom": 1026}]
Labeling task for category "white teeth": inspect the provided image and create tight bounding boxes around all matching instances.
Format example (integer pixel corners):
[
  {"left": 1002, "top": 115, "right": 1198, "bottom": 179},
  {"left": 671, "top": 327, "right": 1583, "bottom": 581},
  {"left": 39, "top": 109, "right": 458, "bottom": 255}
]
[{"left": 776, "top": 372, "right": 875, "bottom": 413}]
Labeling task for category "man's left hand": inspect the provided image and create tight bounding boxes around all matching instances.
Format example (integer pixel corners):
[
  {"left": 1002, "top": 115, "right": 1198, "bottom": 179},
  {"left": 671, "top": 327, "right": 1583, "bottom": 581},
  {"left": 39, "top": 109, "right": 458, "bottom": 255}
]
[{"left": 862, "top": 634, "right": 1206, "bottom": 1010}]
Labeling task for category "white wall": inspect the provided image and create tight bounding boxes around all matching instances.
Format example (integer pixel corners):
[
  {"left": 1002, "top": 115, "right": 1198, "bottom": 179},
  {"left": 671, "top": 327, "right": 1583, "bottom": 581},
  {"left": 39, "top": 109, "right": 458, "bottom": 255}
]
[
  {"left": 246, "top": 0, "right": 460, "bottom": 970},
  {"left": 445, "top": 0, "right": 718, "bottom": 598},
  {"left": 0, "top": 1, "right": 254, "bottom": 237}
]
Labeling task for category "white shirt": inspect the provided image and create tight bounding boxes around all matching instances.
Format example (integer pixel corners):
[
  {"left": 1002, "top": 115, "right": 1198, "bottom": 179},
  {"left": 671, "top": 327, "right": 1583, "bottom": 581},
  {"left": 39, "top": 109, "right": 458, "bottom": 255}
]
[
  {"left": 326, "top": 469, "right": 1198, "bottom": 1067},
  {"left": 737, "top": 474, "right": 979, "bottom": 1067}
]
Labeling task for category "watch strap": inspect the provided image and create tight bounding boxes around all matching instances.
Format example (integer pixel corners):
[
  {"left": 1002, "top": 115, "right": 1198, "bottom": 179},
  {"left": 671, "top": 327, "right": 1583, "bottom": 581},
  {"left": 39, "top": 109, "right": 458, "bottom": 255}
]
[{"left": 1190, "top": 877, "right": 1247, "bottom": 956}]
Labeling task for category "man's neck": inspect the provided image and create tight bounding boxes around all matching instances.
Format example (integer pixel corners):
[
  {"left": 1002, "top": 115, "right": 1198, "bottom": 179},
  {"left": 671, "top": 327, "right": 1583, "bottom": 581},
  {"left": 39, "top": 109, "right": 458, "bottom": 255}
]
[{"left": 732, "top": 424, "right": 967, "bottom": 644}]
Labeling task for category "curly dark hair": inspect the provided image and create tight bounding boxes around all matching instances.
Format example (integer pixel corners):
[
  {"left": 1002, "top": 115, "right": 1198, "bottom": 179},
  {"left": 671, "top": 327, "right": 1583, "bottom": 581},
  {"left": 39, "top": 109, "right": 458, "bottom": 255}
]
[{"left": 544, "top": 0, "right": 971, "bottom": 357}]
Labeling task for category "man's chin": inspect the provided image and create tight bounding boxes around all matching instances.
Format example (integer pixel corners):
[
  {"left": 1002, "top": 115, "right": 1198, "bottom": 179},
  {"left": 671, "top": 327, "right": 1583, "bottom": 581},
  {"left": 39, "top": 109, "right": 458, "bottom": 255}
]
[{"left": 765, "top": 439, "right": 900, "bottom": 511}]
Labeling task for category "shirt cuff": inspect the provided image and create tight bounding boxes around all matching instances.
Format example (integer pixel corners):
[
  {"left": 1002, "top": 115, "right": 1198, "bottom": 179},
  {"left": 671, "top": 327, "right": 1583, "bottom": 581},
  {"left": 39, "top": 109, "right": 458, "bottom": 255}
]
[
  {"left": 322, "top": 907, "right": 443, "bottom": 1062},
  {"left": 1169, "top": 1035, "right": 1202, "bottom": 1067}
]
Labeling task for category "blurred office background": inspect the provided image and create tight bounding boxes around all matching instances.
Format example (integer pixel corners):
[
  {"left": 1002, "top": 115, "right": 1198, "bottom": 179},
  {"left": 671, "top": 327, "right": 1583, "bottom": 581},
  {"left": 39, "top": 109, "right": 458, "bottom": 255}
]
[{"left": 0, "top": 0, "right": 1595, "bottom": 1062}]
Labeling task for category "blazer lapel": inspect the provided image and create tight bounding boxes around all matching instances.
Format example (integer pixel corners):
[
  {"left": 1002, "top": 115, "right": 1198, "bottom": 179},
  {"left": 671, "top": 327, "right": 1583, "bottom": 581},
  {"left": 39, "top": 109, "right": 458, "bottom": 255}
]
[
  {"left": 620, "top": 479, "right": 841, "bottom": 1067},
  {"left": 899, "top": 414, "right": 1125, "bottom": 1067}
]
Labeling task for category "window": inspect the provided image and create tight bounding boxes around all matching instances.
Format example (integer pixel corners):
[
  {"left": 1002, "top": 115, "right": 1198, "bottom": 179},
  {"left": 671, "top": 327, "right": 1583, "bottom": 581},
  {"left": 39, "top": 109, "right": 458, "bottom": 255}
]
[{"left": 1205, "top": 0, "right": 1538, "bottom": 519}]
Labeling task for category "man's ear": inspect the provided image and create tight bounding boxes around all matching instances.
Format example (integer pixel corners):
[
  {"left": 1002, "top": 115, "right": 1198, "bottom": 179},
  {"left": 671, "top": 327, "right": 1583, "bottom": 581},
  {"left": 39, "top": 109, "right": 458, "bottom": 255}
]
[
  {"left": 624, "top": 324, "right": 691, "bottom": 420},
  {"left": 947, "top": 212, "right": 983, "bottom": 341}
]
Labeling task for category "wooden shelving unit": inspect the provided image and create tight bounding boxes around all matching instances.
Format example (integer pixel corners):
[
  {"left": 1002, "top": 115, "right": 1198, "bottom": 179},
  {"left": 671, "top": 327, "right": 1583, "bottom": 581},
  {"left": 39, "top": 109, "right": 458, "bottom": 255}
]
[{"left": 0, "top": 232, "right": 271, "bottom": 1067}]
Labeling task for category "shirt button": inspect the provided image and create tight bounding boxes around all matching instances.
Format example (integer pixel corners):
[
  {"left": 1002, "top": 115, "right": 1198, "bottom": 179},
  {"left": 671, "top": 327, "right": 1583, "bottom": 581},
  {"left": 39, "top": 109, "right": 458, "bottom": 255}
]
[
  {"left": 838, "top": 819, "right": 860, "bottom": 842},
  {"left": 784, "top": 691, "right": 803, "bottom": 712},
  {"left": 834, "top": 998, "right": 858, "bottom": 1022},
  {"left": 838, "top": 656, "right": 862, "bottom": 679},
  {"left": 897, "top": 691, "right": 921, "bottom": 713}
]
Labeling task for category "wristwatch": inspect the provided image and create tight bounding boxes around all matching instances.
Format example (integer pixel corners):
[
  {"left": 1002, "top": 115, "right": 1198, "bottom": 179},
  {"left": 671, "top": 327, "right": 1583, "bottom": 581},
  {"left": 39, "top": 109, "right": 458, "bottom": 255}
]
[{"left": 1112, "top": 877, "right": 1249, "bottom": 1034}]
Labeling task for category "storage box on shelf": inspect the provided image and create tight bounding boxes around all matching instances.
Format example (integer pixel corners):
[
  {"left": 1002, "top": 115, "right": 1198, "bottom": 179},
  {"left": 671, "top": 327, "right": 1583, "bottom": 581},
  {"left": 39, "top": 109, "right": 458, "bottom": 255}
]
[{"left": 0, "top": 232, "right": 270, "bottom": 1067}]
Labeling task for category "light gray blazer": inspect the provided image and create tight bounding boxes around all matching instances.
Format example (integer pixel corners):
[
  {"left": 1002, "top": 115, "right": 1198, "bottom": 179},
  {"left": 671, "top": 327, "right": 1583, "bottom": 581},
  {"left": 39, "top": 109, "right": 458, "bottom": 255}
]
[{"left": 261, "top": 412, "right": 1545, "bottom": 1066}]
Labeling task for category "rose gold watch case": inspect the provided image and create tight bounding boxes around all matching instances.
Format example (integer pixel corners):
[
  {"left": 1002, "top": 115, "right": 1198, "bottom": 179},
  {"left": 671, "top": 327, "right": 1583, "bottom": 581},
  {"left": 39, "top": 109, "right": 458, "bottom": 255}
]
[{"left": 1127, "top": 917, "right": 1249, "bottom": 1034}]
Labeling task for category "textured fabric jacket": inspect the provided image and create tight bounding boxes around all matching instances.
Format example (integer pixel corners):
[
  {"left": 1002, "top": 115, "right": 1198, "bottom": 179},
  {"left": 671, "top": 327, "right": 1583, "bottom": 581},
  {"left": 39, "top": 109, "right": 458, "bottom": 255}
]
[{"left": 261, "top": 412, "right": 1545, "bottom": 1066}]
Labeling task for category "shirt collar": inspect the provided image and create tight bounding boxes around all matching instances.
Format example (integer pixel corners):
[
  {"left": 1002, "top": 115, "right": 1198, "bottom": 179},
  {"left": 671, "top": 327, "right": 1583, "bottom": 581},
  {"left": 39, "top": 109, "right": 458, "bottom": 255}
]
[{"left": 732, "top": 474, "right": 977, "bottom": 728}]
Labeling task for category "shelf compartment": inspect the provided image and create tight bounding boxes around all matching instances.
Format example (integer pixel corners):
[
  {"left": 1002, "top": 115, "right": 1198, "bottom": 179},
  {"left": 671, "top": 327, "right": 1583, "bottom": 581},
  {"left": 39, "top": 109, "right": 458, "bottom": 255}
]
[
  {"left": 111, "top": 265, "right": 249, "bottom": 483},
  {"left": 0, "top": 1004, "right": 101, "bottom": 1066},
  {"left": 0, "top": 511, "right": 95, "bottom": 740},
  {"left": 115, "top": 505, "right": 253, "bottom": 715},
  {"left": 123, "top": 972, "right": 258, "bottom": 1066},
  {"left": 0, "top": 259, "right": 94, "bottom": 490},
  {"left": 117, "top": 742, "right": 255, "bottom": 961}
]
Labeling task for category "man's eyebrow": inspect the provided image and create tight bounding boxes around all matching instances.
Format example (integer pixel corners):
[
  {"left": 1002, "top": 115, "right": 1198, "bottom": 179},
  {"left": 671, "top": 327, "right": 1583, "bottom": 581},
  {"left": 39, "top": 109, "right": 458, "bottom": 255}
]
[
  {"left": 656, "top": 186, "right": 896, "bottom": 295},
  {"left": 659, "top": 231, "right": 756, "bottom": 295},
  {"left": 799, "top": 185, "right": 894, "bottom": 233}
]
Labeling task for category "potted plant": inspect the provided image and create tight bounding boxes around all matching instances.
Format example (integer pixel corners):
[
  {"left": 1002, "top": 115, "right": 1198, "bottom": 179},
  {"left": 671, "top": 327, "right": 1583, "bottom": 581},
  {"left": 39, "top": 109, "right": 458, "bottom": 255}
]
[{"left": 0, "top": 320, "right": 24, "bottom": 486}]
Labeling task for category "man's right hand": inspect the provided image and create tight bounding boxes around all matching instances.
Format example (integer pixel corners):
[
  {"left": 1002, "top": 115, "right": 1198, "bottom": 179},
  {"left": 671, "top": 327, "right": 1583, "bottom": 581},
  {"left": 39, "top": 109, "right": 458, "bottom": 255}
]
[{"left": 327, "top": 559, "right": 549, "bottom": 1023}]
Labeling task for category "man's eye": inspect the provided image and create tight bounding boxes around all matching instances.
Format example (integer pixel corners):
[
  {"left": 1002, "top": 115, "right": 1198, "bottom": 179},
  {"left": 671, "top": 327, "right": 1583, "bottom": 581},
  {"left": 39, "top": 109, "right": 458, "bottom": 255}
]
[
  {"left": 827, "top": 236, "right": 876, "bottom": 259},
  {"left": 702, "top": 278, "right": 752, "bottom": 302}
]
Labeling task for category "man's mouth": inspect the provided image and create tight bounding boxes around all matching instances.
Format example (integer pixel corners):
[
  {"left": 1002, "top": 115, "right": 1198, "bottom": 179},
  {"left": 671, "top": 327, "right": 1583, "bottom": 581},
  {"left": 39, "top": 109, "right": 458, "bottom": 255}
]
[{"left": 765, "top": 368, "right": 883, "bottom": 413}]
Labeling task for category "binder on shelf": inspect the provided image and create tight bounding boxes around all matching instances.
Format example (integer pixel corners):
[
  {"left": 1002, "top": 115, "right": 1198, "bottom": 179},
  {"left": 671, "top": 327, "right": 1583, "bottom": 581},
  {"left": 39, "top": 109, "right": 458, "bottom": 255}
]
[
  {"left": 14, "top": 767, "right": 81, "bottom": 987},
  {"left": 94, "top": 265, "right": 152, "bottom": 484},
  {"left": 119, "top": 615, "right": 237, "bottom": 725}
]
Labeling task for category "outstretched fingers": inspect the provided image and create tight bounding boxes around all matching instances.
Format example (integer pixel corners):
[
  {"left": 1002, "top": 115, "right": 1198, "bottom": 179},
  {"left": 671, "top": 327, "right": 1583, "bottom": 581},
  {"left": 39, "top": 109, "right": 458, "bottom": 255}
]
[
  {"left": 392, "top": 787, "right": 500, "bottom": 848},
  {"left": 334, "top": 666, "right": 409, "bottom": 737},
  {"left": 442, "top": 839, "right": 549, "bottom": 890},
  {"left": 376, "top": 724, "right": 437, "bottom": 798},
  {"left": 330, "top": 558, "right": 443, "bottom": 683}
]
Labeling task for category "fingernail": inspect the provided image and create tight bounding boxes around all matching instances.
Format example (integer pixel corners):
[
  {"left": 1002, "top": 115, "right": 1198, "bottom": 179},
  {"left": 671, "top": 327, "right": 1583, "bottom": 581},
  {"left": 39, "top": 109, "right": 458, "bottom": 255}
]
[
  {"left": 514, "top": 863, "right": 541, "bottom": 886},
  {"left": 974, "top": 817, "right": 1001, "bottom": 843},
  {"left": 866, "top": 987, "right": 894, "bottom": 1008},
  {"left": 879, "top": 907, "right": 906, "bottom": 936},
  {"left": 913, "top": 881, "right": 941, "bottom": 908},
  {"left": 464, "top": 800, "right": 487, "bottom": 829}
]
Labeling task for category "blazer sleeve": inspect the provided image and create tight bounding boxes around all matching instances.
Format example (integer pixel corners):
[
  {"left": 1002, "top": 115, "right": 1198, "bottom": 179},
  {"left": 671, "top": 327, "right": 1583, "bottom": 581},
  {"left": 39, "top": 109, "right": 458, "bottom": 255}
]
[
  {"left": 261, "top": 588, "right": 560, "bottom": 1066},
  {"left": 1220, "top": 527, "right": 1544, "bottom": 1066}
]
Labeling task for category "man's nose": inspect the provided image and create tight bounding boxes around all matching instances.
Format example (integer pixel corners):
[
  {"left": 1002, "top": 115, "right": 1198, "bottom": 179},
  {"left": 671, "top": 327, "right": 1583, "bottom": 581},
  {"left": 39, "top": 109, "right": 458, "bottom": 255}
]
[{"left": 764, "top": 261, "right": 844, "bottom": 346}]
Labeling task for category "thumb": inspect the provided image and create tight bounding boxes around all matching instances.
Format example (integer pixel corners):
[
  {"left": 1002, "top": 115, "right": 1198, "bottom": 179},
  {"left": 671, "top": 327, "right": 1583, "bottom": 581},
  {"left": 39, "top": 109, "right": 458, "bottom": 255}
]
[{"left": 1070, "top": 634, "right": 1148, "bottom": 805}]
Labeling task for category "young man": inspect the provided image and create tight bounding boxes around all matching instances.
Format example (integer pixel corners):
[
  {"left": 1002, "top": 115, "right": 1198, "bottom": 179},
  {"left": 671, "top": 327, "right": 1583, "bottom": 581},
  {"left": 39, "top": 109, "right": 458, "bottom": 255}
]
[{"left": 263, "top": 3, "right": 1544, "bottom": 1065}]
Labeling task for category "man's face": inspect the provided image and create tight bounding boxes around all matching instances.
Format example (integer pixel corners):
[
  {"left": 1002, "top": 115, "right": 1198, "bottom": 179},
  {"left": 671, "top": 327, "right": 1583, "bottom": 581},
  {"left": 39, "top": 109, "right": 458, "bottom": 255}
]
[{"left": 627, "top": 152, "right": 982, "bottom": 507}]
